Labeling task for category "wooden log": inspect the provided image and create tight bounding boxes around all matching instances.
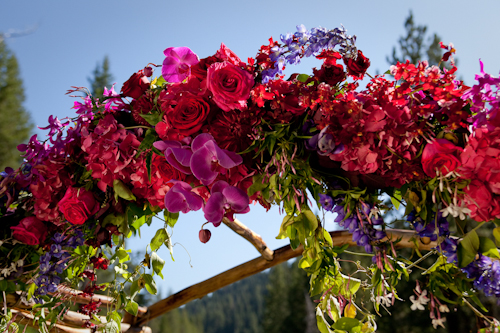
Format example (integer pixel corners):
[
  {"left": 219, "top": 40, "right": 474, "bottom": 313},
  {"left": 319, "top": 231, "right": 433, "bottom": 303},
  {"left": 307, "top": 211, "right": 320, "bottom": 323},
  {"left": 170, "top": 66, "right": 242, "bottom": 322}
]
[
  {"left": 128, "top": 229, "right": 435, "bottom": 327},
  {"left": 222, "top": 217, "right": 274, "bottom": 260}
]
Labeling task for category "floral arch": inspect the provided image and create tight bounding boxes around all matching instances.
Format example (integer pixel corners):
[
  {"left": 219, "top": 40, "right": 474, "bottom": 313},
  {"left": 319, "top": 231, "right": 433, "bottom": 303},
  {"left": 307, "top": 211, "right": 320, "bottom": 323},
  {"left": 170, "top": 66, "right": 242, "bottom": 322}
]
[{"left": 1, "top": 24, "right": 500, "bottom": 333}]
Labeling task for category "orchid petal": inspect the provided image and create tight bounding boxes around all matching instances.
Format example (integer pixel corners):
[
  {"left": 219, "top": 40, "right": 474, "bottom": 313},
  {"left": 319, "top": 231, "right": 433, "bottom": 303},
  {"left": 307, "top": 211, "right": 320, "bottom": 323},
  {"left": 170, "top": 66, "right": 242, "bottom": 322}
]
[
  {"left": 222, "top": 186, "right": 249, "bottom": 212},
  {"left": 204, "top": 192, "right": 225, "bottom": 224}
]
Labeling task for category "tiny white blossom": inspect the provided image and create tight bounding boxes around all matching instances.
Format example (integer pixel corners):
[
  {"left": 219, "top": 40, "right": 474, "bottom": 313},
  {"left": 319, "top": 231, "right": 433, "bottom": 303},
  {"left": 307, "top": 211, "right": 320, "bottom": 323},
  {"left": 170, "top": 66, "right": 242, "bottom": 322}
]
[
  {"left": 432, "top": 317, "right": 446, "bottom": 329},
  {"left": 410, "top": 290, "right": 430, "bottom": 311},
  {"left": 440, "top": 203, "right": 471, "bottom": 220},
  {"left": 1, "top": 267, "right": 10, "bottom": 277},
  {"left": 376, "top": 293, "right": 393, "bottom": 307},
  {"left": 438, "top": 304, "right": 450, "bottom": 313},
  {"left": 16, "top": 259, "right": 24, "bottom": 267}
]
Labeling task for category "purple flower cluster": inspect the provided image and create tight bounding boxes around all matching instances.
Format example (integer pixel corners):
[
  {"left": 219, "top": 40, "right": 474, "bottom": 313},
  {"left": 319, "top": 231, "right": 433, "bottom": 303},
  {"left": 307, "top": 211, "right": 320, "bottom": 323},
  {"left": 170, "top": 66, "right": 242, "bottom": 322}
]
[
  {"left": 34, "top": 230, "right": 84, "bottom": 302},
  {"left": 407, "top": 211, "right": 450, "bottom": 241},
  {"left": 262, "top": 24, "right": 358, "bottom": 83},
  {"left": 320, "top": 194, "right": 385, "bottom": 253},
  {"left": 154, "top": 133, "right": 250, "bottom": 226},
  {"left": 462, "top": 60, "right": 500, "bottom": 129},
  {"left": 303, "top": 121, "right": 344, "bottom": 156},
  {"left": 462, "top": 255, "right": 500, "bottom": 299}
]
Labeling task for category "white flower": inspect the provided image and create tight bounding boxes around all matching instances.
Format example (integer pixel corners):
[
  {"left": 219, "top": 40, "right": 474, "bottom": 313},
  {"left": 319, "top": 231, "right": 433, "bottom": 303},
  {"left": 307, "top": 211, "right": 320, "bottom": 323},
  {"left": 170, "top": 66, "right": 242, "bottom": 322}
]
[
  {"left": 376, "top": 293, "right": 393, "bottom": 308},
  {"left": 16, "top": 259, "right": 24, "bottom": 267},
  {"left": 1, "top": 267, "right": 10, "bottom": 277},
  {"left": 432, "top": 317, "right": 446, "bottom": 329},
  {"left": 410, "top": 290, "right": 430, "bottom": 311},
  {"left": 438, "top": 304, "right": 450, "bottom": 313},
  {"left": 440, "top": 203, "right": 471, "bottom": 220}
]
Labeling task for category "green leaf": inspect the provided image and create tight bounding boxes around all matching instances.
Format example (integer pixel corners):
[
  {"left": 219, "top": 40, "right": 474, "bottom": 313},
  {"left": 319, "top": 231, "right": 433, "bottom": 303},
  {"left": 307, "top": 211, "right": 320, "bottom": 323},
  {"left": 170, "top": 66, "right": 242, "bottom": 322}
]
[
  {"left": 332, "top": 317, "right": 360, "bottom": 332},
  {"left": 391, "top": 189, "right": 402, "bottom": 210},
  {"left": 151, "top": 251, "right": 165, "bottom": 279},
  {"left": 493, "top": 227, "right": 500, "bottom": 247},
  {"left": 103, "top": 320, "right": 120, "bottom": 333},
  {"left": 479, "top": 237, "right": 500, "bottom": 259},
  {"left": 113, "top": 179, "right": 136, "bottom": 202},
  {"left": 297, "top": 74, "right": 310, "bottom": 83},
  {"left": 141, "top": 274, "right": 157, "bottom": 295},
  {"left": 124, "top": 300, "right": 139, "bottom": 316},
  {"left": 302, "top": 209, "right": 319, "bottom": 233},
  {"left": 0, "top": 280, "right": 16, "bottom": 293},
  {"left": 140, "top": 113, "right": 163, "bottom": 127},
  {"left": 27, "top": 283, "right": 36, "bottom": 301},
  {"left": 458, "top": 230, "right": 480, "bottom": 267},
  {"left": 130, "top": 280, "right": 141, "bottom": 299},
  {"left": 106, "top": 311, "right": 122, "bottom": 332},
  {"left": 163, "top": 210, "right": 179, "bottom": 228},
  {"left": 341, "top": 274, "right": 361, "bottom": 296},
  {"left": 150, "top": 228, "right": 168, "bottom": 252},
  {"left": 116, "top": 248, "right": 131, "bottom": 263}
]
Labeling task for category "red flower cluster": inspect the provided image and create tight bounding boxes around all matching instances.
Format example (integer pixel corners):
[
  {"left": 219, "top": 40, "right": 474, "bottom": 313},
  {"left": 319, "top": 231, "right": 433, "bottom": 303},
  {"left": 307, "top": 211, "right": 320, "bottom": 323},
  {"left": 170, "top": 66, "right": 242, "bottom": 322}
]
[{"left": 460, "top": 127, "right": 500, "bottom": 221}]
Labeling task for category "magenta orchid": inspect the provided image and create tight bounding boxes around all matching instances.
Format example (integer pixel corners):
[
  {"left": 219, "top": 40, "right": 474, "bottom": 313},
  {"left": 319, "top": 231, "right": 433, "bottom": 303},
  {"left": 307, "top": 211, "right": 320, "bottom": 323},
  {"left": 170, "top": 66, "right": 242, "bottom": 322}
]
[
  {"left": 190, "top": 133, "right": 243, "bottom": 185},
  {"left": 163, "top": 180, "right": 203, "bottom": 214},
  {"left": 203, "top": 180, "right": 250, "bottom": 226},
  {"left": 162, "top": 47, "right": 199, "bottom": 83}
]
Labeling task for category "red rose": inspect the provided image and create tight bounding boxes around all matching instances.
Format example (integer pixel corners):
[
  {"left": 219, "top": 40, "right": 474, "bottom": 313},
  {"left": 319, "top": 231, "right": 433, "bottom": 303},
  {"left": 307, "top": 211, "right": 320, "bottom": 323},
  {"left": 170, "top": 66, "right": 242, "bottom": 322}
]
[
  {"left": 152, "top": 154, "right": 186, "bottom": 182},
  {"left": 58, "top": 187, "right": 100, "bottom": 225},
  {"left": 421, "top": 139, "right": 462, "bottom": 178},
  {"left": 11, "top": 217, "right": 47, "bottom": 245},
  {"left": 121, "top": 70, "right": 150, "bottom": 99},
  {"left": 344, "top": 50, "right": 370, "bottom": 79},
  {"left": 207, "top": 61, "right": 254, "bottom": 112},
  {"left": 313, "top": 63, "right": 346, "bottom": 86},
  {"left": 165, "top": 94, "right": 210, "bottom": 137}
]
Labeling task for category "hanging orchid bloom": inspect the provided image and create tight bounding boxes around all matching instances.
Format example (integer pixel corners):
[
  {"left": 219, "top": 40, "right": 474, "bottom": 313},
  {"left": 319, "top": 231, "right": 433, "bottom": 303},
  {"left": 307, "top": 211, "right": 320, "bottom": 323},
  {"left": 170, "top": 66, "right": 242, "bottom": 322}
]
[
  {"left": 162, "top": 47, "right": 199, "bottom": 83},
  {"left": 190, "top": 133, "right": 243, "bottom": 185},
  {"left": 203, "top": 180, "right": 250, "bottom": 226},
  {"left": 164, "top": 180, "right": 203, "bottom": 214}
]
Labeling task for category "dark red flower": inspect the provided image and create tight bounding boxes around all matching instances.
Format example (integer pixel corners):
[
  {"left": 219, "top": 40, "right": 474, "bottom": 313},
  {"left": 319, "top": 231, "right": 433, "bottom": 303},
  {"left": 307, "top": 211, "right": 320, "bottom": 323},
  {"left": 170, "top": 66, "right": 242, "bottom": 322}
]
[
  {"left": 121, "top": 70, "right": 150, "bottom": 99},
  {"left": 10, "top": 217, "right": 47, "bottom": 245},
  {"left": 344, "top": 50, "right": 370, "bottom": 79}
]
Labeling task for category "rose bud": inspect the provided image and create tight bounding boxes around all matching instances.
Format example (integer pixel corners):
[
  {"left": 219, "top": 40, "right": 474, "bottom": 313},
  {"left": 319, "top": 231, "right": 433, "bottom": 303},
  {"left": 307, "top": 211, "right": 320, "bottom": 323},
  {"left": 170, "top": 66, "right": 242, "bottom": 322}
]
[
  {"left": 143, "top": 66, "right": 153, "bottom": 77},
  {"left": 199, "top": 229, "right": 211, "bottom": 243},
  {"left": 121, "top": 70, "right": 150, "bottom": 99}
]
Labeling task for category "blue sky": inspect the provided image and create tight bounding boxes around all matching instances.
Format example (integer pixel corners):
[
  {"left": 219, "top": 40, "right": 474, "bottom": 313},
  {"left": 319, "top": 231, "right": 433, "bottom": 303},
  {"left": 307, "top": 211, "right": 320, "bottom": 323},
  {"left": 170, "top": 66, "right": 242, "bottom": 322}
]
[{"left": 2, "top": 0, "right": 500, "bottom": 298}]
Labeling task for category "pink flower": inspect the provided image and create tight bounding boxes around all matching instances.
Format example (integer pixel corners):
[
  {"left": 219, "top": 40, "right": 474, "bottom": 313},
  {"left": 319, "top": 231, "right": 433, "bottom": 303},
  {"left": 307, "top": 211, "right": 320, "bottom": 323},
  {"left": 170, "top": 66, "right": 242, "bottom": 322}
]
[
  {"left": 206, "top": 61, "right": 254, "bottom": 112},
  {"left": 203, "top": 180, "right": 250, "bottom": 226},
  {"left": 11, "top": 217, "right": 47, "bottom": 245},
  {"left": 162, "top": 47, "right": 199, "bottom": 83},
  {"left": 421, "top": 139, "right": 462, "bottom": 178},
  {"left": 464, "top": 180, "right": 500, "bottom": 222},
  {"left": 164, "top": 180, "right": 203, "bottom": 214},
  {"left": 58, "top": 187, "right": 100, "bottom": 225}
]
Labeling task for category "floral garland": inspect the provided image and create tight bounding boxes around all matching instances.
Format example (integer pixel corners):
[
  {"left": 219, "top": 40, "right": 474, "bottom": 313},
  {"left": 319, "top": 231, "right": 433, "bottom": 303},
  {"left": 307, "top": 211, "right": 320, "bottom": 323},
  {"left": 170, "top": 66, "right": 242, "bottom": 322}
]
[{"left": 1, "top": 24, "right": 500, "bottom": 332}]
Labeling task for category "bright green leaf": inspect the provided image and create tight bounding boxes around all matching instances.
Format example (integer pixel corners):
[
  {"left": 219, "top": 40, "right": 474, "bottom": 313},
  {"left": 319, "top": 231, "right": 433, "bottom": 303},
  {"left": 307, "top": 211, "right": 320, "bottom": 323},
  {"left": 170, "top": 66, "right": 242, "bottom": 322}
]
[
  {"left": 493, "top": 227, "right": 500, "bottom": 247},
  {"left": 151, "top": 251, "right": 165, "bottom": 279},
  {"left": 163, "top": 210, "right": 179, "bottom": 228},
  {"left": 333, "top": 317, "right": 360, "bottom": 332},
  {"left": 150, "top": 228, "right": 168, "bottom": 252},
  {"left": 124, "top": 300, "right": 139, "bottom": 316},
  {"left": 479, "top": 236, "right": 500, "bottom": 259},
  {"left": 116, "top": 248, "right": 130, "bottom": 263},
  {"left": 142, "top": 274, "right": 157, "bottom": 295},
  {"left": 458, "top": 230, "right": 479, "bottom": 267}
]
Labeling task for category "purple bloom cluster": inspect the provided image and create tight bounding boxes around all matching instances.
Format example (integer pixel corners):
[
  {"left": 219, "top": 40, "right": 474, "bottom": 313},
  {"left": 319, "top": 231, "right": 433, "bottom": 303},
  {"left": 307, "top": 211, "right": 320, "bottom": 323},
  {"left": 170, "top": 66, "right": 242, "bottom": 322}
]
[
  {"left": 462, "top": 255, "right": 500, "bottom": 299},
  {"left": 407, "top": 211, "right": 449, "bottom": 241},
  {"left": 262, "top": 24, "right": 358, "bottom": 83},
  {"left": 303, "top": 121, "right": 344, "bottom": 156},
  {"left": 462, "top": 60, "right": 500, "bottom": 129},
  {"left": 34, "top": 230, "right": 84, "bottom": 302},
  {"left": 154, "top": 133, "right": 250, "bottom": 226},
  {"left": 320, "top": 194, "right": 385, "bottom": 253}
]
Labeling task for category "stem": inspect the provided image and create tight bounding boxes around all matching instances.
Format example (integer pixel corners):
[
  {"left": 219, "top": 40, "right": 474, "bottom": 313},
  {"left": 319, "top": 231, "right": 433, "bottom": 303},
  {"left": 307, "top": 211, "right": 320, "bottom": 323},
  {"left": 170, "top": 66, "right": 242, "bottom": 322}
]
[
  {"left": 3, "top": 291, "right": 7, "bottom": 316},
  {"left": 462, "top": 298, "right": 493, "bottom": 325},
  {"left": 122, "top": 125, "right": 151, "bottom": 130},
  {"left": 406, "top": 250, "right": 436, "bottom": 270},
  {"left": 343, "top": 250, "right": 375, "bottom": 257}
]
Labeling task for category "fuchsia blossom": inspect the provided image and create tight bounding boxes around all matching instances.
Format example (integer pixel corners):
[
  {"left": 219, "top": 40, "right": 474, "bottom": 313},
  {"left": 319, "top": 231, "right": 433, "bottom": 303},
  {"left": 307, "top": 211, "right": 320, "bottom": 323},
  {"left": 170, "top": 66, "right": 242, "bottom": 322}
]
[
  {"left": 162, "top": 47, "right": 199, "bottom": 83},
  {"left": 204, "top": 180, "right": 250, "bottom": 226}
]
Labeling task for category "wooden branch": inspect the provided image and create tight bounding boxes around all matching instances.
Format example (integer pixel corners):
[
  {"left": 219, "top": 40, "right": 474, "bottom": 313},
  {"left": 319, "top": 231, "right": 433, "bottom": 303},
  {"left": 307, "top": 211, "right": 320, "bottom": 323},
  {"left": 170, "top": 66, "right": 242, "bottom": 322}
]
[
  {"left": 222, "top": 217, "right": 274, "bottom": 260},
  {"left": 128, "top": 229, "right": 436, "bottom": 327},
  {"left": 11, "top": 308, "right": 150, "bottom": 333}
]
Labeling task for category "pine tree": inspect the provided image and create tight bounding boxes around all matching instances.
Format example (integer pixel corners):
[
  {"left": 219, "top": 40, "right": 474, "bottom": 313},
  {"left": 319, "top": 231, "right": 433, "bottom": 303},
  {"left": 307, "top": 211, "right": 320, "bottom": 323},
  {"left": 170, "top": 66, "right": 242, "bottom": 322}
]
[
  {"left": 387, "top": 11, "right": 447, "bottom": 67},
  {"left": 88, "top": 56, "right": 114, "bottom": 97},
  {"left": 0, "top": 38, "right": 32, "bottom": 171}
]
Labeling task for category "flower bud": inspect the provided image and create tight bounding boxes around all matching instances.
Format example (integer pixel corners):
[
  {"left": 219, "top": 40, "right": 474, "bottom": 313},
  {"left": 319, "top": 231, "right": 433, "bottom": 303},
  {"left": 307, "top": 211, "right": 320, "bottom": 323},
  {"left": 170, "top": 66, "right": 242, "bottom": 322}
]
[
  {"left": 199, "top": 229, "right": 211, "bottom": 243},
  {"left": 143, "top": 66, "right": 153, "bottom": 77}
]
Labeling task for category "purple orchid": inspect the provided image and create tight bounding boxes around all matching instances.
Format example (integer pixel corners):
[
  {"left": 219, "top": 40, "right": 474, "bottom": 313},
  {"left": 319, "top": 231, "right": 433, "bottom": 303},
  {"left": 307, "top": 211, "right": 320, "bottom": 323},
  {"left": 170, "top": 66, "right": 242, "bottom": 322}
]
[
  {"left": 153, "top": 140, "right": 193, "bottom": 175},
  {"left": 164, "top": 180, "right": 203, "bottom": 214},
  {"left": 162, "top": 47, "right": 199, "bottom": 83},
  {"left": 190, "top": 134, "right": 243, "bottom": 185},
  {"left": 204, "top": 180, "right": 250, "bottom": 226}
]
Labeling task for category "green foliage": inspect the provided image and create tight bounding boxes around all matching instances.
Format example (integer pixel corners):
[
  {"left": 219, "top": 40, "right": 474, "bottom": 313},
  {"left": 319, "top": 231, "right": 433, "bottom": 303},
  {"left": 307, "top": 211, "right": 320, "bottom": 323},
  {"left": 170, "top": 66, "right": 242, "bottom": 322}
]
[
  {"left": 88, "top": 55, "right": 114, "bottom": 97},
  {"left": 0, "top": 39, "right": 32, "bottom": 171}
]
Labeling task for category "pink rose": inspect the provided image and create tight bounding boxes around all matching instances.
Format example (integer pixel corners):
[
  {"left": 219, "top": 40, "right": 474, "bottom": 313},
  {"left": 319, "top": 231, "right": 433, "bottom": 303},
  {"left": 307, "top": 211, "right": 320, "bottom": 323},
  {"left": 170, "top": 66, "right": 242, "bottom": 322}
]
[
  {"left": 422, "top": 139, "right": 462, "bottom": 178},
  {"left": 11, "top": 217, "right": 47, "bottom": 245},
  {"left": 58, "top": 187, "right": 99, "bottom": 225},
  {"left": 206, "top": 61, "right": 254, "bottom": 112}
]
